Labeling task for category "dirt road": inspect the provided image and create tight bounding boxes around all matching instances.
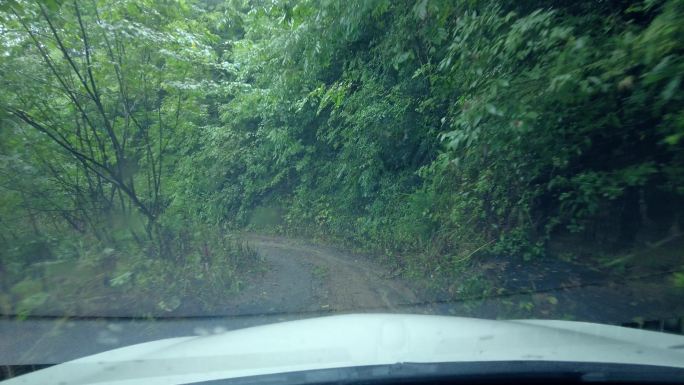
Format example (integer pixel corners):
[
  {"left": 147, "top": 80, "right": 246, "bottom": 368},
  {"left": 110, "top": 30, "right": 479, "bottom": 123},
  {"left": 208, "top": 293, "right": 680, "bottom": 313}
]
[
  {"left": 2, "top": 233, "right": 683, "bottom": 372},
  {"left": 0, "top": 234, "right": 424, "bottom": 369},
  {"left": 229, "top": 234, "right": 418, "bottom": 315}
]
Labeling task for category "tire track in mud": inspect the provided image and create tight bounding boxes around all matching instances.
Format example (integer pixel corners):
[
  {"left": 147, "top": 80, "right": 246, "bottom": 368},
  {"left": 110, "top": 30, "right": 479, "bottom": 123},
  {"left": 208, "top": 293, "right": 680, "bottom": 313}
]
[
  {"left": 235, "top": 234, "right": 684, "bottom": 325},
  {"left": 235, "top": 234, "right": 419, "bottom": 314}
]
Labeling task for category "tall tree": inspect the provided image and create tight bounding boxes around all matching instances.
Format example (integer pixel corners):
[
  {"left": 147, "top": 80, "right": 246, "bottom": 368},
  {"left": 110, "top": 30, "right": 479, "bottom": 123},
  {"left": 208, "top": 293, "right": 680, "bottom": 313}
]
[{"left": 0, "top": 0, "right": 216, "bottom": 243}]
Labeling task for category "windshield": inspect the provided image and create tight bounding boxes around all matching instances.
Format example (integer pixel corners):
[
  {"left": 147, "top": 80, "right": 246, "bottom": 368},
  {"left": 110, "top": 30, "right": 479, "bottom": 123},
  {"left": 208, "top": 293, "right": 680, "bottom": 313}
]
[{"left": 1, "top": 0, "right": 683, "bottom": 381}]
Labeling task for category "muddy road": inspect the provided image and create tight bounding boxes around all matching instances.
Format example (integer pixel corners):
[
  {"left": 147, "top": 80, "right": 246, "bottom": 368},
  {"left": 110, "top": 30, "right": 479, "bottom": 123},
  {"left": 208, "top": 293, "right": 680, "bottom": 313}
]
[
  {"left": 0, "top": 234, "right": 424, "bottom": 369},
  {"left": 229, "top": 234, "right": 418, "bottom": 315},
  {"left": 2, "top": 234, "right": 683, "bottom": 372}
]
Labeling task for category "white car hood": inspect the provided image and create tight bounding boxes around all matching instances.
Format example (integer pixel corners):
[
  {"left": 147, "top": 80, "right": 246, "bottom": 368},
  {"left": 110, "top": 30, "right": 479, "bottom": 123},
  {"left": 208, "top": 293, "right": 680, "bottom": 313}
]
[{"left": 4, "top": 313, "right": 684, "bottom": 385}]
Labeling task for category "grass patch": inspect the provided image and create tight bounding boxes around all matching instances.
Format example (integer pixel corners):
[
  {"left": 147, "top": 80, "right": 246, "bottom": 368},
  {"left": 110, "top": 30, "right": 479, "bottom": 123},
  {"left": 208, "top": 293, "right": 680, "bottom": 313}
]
[{"left": 311, "top": 264, "right": 330, "bottom": 281}]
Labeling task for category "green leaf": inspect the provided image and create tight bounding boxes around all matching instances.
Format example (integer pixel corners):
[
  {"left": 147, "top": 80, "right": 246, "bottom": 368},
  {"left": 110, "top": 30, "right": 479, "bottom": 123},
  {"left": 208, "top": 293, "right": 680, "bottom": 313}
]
[
  {"left": 40, "top": 0, "right": 62, "bottom": 12},
  {"left": 662, "top": 75, "right": 681, "bottom": 101},
  {"left": 414, "top": 0, "right": 428, "bottom": 20},
  {"left": 664, "top": 132, "right": 683, "bottom": 145}
]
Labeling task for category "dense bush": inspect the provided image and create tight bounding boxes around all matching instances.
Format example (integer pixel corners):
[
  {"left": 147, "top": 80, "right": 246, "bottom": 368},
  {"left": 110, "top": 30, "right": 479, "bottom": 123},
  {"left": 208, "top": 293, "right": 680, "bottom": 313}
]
[
  {"left": 186, "top": 0, "right": 684, "bottom": 281},
  {"left": 0, "top": 0, "right": 259, "bottom": 315},
  {"left": 2, "top": 0, "right": 683, "bottom": 299}
]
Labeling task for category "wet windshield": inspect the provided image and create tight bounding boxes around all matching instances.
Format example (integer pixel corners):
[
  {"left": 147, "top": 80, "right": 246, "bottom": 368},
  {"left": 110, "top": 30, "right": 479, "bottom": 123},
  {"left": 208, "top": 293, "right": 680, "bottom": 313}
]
[{"left": 1, "top": 0, "right": 683, "bottom": 381}]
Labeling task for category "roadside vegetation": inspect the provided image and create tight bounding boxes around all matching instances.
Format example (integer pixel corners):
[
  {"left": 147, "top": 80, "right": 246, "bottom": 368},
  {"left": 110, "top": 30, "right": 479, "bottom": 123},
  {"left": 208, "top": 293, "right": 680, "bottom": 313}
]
[
  {"left": 209, "top": 0, "right": 684, "bottom": 295},
  {"left": 1, "top": 0, "right": 683, "bottom": 316}
]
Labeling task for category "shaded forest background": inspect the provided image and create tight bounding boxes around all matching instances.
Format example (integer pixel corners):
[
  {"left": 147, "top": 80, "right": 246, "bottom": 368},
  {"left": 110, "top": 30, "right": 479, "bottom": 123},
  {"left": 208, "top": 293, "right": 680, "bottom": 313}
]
[{"left": 1, "top": 0, "right": 683, "bottom": 315}]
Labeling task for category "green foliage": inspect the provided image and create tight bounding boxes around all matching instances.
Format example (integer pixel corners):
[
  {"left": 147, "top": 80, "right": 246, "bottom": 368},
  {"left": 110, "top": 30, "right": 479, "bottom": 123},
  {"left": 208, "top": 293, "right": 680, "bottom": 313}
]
[
  {"left": 673, "top": 271, "right": 684, "bottom": 289},
  {"left": 2, "top": 0, "right": 683, "bottom": 305},
  {"left": 0, "top": 0, "right": 260, "bottom": 315},
  {"left": 125, "top": 227, "right": 258, "bottom": 311},
  {"left": 1, "top": 224, "right": 259, "bottom": 316},
  {"left": 183, "top": 0, "right": 684, "bottom": 285}
]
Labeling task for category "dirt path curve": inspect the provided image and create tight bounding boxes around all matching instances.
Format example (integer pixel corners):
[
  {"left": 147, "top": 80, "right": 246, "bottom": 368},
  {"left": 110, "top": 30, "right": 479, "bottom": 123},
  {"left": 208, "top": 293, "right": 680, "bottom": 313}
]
[
  {"left": 230, "top": 234, "right": 419, "bottom": 315},
  {"left": 0, "top": 234, "right": 424, "bottom": 369},
  {"left": 231, "top": 234, "right": 684, "bottom": 327}
]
